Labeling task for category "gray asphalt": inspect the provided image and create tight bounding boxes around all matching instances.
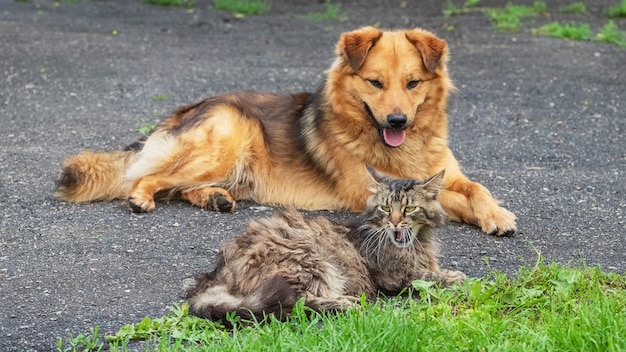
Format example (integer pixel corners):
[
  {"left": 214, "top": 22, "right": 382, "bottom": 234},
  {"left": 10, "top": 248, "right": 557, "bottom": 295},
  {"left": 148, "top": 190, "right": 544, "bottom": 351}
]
[{"left": 1, "top": 0, "right": 624, "bottom": 350}]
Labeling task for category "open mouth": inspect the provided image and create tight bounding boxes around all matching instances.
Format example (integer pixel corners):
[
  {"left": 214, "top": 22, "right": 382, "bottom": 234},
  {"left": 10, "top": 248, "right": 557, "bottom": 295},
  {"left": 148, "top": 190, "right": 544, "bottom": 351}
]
[
  {"left": 363, "top": 103, "right": 406, "bottom": 148},
  {"left": 390, "top": 230, "right": 412, "bottom": 248},
  {"left": 382, "top": 129, "right": 406, "bottom": 147}
]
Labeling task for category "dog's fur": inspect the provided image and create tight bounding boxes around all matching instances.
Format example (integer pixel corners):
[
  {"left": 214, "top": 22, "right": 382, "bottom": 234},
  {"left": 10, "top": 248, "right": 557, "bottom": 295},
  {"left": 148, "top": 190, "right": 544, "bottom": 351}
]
[{"left": 56, "top": 27, "right": 516, "bottom": 236}]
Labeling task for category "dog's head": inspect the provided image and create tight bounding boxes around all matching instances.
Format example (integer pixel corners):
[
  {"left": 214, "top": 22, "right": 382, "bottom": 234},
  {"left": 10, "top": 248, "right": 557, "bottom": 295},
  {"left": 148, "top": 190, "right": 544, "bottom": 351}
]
[{"left": 331, "top": 27, "right": 451, "bottom": 148}]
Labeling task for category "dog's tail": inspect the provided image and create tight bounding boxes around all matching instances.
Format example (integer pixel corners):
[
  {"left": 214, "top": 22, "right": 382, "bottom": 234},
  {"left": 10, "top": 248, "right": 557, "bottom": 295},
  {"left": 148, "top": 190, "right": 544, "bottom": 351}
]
[
  {"left": 55, "top": 149, "right": 137, "bottom": 203},
  {"left": 187, "top": 274, "right": 301, "bottom": 325}
]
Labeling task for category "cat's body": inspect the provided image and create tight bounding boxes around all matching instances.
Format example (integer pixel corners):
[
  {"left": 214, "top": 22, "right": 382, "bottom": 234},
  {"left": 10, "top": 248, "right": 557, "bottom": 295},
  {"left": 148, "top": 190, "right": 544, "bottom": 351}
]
[{"left": 185, "top": 170, "right": 466, "bottom": 322}]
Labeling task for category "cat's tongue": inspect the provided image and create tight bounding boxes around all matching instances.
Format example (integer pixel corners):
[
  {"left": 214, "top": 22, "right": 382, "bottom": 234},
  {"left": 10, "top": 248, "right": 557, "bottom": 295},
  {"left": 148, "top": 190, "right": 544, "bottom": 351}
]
[
  {"left": 395, "top": 231, "right": 407, "bottom": 243},
  {"left": 382, "top": 128, "right": 406, "bottom": 147}
]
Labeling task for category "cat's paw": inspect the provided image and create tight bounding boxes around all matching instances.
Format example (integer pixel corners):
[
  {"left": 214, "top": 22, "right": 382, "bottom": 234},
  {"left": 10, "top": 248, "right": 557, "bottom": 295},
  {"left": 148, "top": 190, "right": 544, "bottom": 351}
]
[
  {"left": 128, "top": 192, "right": 155, "bottom": 213},
  {"left": 439, "top": 269, "right": 467, "bottom": 286},
  {"left": 479, "top": 206, "right": 516, "bottom": 237},
  {"left": 181, "top": 277, "right": 197, "bottom": 298}
]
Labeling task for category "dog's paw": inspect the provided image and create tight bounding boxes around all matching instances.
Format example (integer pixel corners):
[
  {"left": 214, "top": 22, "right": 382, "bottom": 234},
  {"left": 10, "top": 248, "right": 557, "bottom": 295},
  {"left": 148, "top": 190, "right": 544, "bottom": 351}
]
[
  {"left": 128, "top": 193, "right": 155, "bottom": 213},
  {"left": 181, "top": 187, "right": 236, "bottom": 212},
  {"left": 480, "top": 206, "right": 517, "bottom": 237},
  {"left": 205, "top": 191, "right": 236, "bottom": 212}
]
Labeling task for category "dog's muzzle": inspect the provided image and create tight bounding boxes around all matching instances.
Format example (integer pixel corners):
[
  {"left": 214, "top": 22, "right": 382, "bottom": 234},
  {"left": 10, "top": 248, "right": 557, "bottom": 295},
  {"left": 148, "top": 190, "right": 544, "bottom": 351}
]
[{"left": 364, "top": 103, "right": 407, "bottom": 148}]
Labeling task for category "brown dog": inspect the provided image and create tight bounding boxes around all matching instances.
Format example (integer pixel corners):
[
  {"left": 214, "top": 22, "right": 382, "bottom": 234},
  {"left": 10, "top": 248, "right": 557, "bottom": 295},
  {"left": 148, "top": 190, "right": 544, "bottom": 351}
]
[{"left": 56, "top": 27, "right": 516, "bottom": 236}]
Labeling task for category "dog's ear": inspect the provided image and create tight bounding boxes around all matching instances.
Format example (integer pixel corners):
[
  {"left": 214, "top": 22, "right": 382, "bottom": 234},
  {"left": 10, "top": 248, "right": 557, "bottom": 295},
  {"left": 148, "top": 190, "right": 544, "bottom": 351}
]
[
  {"left": 337, "top": 26, "right": 383, "bottom": 71},
  {"left": 404, "top": 29, "right": 448, "bottom": 73}
]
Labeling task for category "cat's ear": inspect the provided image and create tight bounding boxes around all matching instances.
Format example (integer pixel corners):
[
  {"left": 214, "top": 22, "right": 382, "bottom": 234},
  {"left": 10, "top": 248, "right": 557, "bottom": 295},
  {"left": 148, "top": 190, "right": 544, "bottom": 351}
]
[
  {"left": 421, "top": 169, "right": 445, "bottom": 199},
  {"left": 366, "top": 165, "right": 389, "bottom": 194},
  {"left": 365, "top": 165, "right": 387, "bottom": 183}
]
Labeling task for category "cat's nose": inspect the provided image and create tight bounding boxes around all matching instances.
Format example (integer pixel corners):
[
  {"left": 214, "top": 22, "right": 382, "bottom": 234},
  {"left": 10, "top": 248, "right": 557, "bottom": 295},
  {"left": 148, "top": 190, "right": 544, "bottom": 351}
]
[{"left": 390, "top": 212, "right": 402, "bottom": 226}]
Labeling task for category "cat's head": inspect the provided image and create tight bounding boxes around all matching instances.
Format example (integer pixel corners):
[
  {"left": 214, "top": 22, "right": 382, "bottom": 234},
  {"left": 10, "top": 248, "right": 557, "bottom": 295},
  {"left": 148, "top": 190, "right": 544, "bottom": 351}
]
[{"left": 362, "top": 166, "right": 447, "bottom": 249}]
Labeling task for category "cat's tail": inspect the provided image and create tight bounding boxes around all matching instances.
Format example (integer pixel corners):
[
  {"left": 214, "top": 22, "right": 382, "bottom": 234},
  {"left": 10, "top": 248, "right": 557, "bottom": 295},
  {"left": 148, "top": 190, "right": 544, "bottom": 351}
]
[
  {"left": 187, "top": 274, "right": 301, "bottom": 325},
  {"left": 55, "top": 149, "right": 137, "bottom": 203}
]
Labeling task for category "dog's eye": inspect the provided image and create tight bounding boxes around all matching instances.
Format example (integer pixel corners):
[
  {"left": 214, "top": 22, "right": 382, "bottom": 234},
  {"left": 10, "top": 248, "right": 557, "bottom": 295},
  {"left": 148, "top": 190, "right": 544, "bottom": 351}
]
[
  {"left": 379, "top": 205, "right": 391, "bottom": 212},
  {"left": 406, "top": 80, "right": 420, "bottom": 89},
  {"left": 368, "top": 79, "right": 383, "bottom": 89}
]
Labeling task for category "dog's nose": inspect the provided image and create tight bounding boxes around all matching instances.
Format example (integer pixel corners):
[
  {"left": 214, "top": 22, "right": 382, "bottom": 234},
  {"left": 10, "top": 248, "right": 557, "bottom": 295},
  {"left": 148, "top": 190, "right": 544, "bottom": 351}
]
[{"left": 387, "top": 114, "right": 407, "bottom": 128}]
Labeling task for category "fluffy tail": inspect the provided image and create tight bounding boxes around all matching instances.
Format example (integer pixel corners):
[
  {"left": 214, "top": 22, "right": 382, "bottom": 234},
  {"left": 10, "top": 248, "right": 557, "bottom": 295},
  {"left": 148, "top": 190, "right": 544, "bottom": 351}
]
[
  {"left": 187, "top": 274, "right": 300, "bottom": 325},
  {"left": 55, "top": 150, "right": 136, "bottom": 203}
]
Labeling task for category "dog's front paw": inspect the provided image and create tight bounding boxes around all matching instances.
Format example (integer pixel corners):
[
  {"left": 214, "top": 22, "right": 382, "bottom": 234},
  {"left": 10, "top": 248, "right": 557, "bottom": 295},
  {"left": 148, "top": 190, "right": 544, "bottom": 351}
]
[
  {"left": 128, "top": 193, "right": 155, "bottom": 213},
  {"left": 182, "top": 187, "right": 236, "bottom": 213},
  {"left": 205, "top": 191, "right": 235, "bottom": 213},
  {"left": 480, "top": 206, "right": 517, "bottom": 237}
]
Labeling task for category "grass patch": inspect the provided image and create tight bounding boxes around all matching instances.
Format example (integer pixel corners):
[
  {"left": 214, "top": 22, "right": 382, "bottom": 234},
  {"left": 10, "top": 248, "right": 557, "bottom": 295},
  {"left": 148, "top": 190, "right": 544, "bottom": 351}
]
[
  {"left": 144, "top": 0, "right": 194, "bottom": 8},
  {"left": 301, "top": 0, "right": 346, "bottom": 21},
  {"left": 532, "top": 20, "right": 626, "bottom": 47},
  {"left": 559, "top": 2, "right": 586, "bottom": 14},
  {"left": 532, "top": 22, "right": 592, "bottom": 40},
  {"left": 443, "top": 0, "right": 480, "bottom": 17},
  {"left": 608, "top": 0, "right": 626, "bottom": 17},
  {"left": 486, "top": 1, "right": 547, "bottom": 32},
  {"left": 137, "top": 121, "right": 157, "bottom": 135},
  {"left": 58, "top": 258, "right": 626, "bottom": 351},
  {"left": 596, "top": 20, "right": 626, "bottom": 46},
  {"left": 213, "top": 0, "right": 271, "bottom": 15}
]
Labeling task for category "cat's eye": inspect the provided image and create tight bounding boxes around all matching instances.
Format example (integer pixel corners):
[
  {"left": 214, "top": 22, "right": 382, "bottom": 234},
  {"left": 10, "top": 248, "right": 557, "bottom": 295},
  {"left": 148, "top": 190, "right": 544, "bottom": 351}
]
[
  {"left": 404, "top": 206, "right": 416, "bottom": 213},
  {"left": 368, "top": 79, "right": 383, "bottom": 89},
  {"left": 406, "top": 80, "right": 420, "bottom": 89},
  {"left": 379, "top": 205, "right": 391, "bottom": 212}
]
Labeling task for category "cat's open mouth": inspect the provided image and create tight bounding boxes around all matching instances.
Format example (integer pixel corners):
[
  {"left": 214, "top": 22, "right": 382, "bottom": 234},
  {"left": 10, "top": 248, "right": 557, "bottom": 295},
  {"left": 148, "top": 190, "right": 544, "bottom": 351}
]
[{"left": 391, "top": 230, "right": 412, "bottom": 248}]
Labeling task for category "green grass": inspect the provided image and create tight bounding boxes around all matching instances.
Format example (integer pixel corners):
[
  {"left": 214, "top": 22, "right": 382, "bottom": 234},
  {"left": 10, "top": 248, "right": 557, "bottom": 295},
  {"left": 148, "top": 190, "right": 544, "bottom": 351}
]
[
  {"left": 213, "top": 0, "right": 271, "bottom": 15},
  {"left": 559, "top": 2, "right": 586, "bottom": 14},
  {"left": 58, "top": 258, "right": 626, "bottom": 351},
  {"left": 151, "top": 93, "right": 172, "bottom": 102},
  {"left": 144, "top": 0, "right": 194, "bottom": 8},
  {"left": 608, "top": 0, "right": 626, "bottom": 17},
  {"left": 301, "top": 0, "right": 346, "bottom": 21},
  {"left": 532, "top": 22, "right": 592, "bottom": 40},
  {"left": 532, "top": 20, "right": 626, "bottom": 47},
  {"left": 486, "top": 1, "right": 547, "bottom": 32},
  {"left": 596, "top": 20, "right": 626, "bottom": 46},
  {"left": 443, "top": 0, "right": 480, "bottom": 17}
]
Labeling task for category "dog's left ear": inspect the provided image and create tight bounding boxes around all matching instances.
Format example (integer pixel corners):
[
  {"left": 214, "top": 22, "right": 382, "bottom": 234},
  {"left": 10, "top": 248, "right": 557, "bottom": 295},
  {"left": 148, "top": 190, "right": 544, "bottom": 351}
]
[
  {"left": 337, "top": 26, "right": 383, "bottom": 71},
  {"left": 404, "top": 29, "right": 448, "bottom": 73}
]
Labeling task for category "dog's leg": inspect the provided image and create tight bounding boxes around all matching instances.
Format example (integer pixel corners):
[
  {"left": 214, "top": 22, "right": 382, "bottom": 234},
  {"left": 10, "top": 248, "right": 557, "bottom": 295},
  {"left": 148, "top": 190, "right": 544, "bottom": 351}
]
[
  {"left": 440, "top": 175, "right": 516, "bottom": 236},
  {"left": 181, "top": 187, "right": 235, "bottom": 212}
]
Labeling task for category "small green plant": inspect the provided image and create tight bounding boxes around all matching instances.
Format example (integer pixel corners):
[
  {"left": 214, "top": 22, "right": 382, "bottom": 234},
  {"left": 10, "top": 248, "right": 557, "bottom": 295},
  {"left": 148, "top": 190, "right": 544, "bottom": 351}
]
[
  {"left": 596, "top": 20, "right": 626, "bottom": 46},
  {"left": 559, "top": 2, "right": 586, "bottom": 14},
  {"left": 152, "top": 93, "right": 172, "bottom": 102},
  {"left": 213, "top": 0, "right": 271, "bottom": 15},
  {"left": 443, "top": 0, "right": 480, "bottom": 17},
  {"left": 532, "top": 22, "right": 591, "bottom": 40},
  {"left": 303, "top": 0, "right": 346, "bottom": 21},
  {"left": 607, "top": 0, "right": 626, "bottom": 17},
  {"left": 137, "top": 120, "right": 157, "bottom": 135},
  {"left": 57, "top": 326, "right": 104, "bottom": 352},
  {"left": 486, "top": 1, "right": 547, "bottom": 32},
  {"left": 144, "top": 0, "right": 194, "bottom": 8}
]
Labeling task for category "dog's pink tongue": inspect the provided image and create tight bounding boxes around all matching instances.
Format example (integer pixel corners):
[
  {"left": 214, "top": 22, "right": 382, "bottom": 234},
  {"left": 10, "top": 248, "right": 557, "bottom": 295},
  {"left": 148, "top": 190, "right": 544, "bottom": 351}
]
[{"left": 383, "top": 128, "right": 406, "bottom": 147}]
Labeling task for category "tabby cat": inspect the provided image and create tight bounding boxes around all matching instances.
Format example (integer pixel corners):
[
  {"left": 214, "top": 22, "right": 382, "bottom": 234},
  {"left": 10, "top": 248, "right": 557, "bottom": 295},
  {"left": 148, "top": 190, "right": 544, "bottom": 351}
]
[{"left": 185, "top": 169, "right": 466, "bottom": 323}]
